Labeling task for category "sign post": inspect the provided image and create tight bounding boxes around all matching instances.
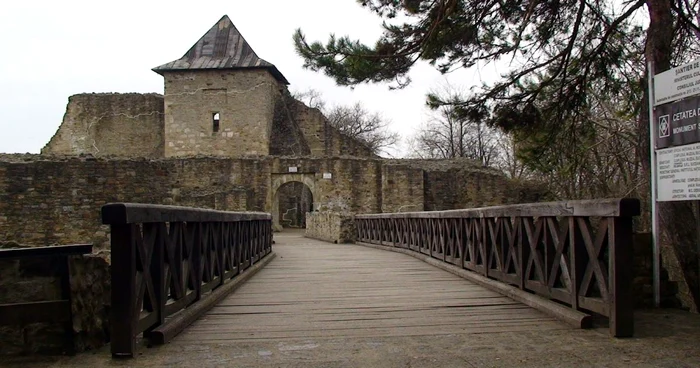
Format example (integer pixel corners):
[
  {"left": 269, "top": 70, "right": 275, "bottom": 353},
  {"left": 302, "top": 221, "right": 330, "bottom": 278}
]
[
  {"left": 651, "top": 58, "right": 700, "bottom": 306},
  {"left": 648, "top": 62, "right": 660, "bottom": 307}
]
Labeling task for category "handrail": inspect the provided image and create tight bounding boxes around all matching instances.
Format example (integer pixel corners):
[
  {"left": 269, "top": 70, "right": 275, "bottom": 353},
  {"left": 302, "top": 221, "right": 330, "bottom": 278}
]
[
  {"left": 0, "top": 244, "right": 93, "bottom": 260},
  {"left": 355, "top": 198, "right": 640, "bottom": 337},
  {"left": 102, "top": 203, "right": 273, "bottom": 358},
  {"left": 101, "top": 203, "right": 270, "bottom": 224},
  {"left": 358, "top": 198, "right": 640, "bottom": 218}
]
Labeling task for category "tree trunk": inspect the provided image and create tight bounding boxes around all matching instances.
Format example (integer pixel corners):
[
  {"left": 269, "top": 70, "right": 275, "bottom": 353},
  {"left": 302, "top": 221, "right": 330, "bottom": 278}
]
[{"left": 643, "top": 0, "right": 700, "bottom": 310}]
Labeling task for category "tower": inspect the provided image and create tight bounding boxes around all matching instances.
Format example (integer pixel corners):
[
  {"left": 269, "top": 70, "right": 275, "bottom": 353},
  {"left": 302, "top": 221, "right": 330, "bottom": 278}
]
[{"left": 153, "top": 15, "right": 289, "bottom": 157}]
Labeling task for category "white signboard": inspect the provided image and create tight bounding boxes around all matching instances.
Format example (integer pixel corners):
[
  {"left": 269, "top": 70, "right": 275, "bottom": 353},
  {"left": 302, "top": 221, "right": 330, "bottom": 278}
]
[
  {"left": 654, "top": 59, "right": 700, "bottom": 106},
  {"left": 323, "top": 173, "right": 332, "bottom": 179},
  {"left": 288, "top": 166, "right": 298, "bottom": 173},
  {"left": 656, "top": 142, "right": 700, "bottom": 201}
]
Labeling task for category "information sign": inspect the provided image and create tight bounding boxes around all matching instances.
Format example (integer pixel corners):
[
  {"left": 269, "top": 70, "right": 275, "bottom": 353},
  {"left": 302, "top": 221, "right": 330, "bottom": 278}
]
[
  {"left": 655, "top": 95, "right": 700, "bottom": 149},
  {"left": 656, "top": 142, "right": 700, "bottom": 201},
  {"left": 654, "top": 59, "right": 700, "bottom": 106}
]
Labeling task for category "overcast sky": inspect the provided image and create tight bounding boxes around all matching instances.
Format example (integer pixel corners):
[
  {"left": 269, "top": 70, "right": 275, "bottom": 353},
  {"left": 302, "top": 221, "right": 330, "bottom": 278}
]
[{"left": 0, "top": 0, "right": 499, "bottom": 156}]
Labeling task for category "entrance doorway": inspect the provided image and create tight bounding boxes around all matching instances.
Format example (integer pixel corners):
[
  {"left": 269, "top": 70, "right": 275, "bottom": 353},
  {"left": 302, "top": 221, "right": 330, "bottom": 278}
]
[{"left": 276, "top": 181, "right": 314, "bottom": 229}]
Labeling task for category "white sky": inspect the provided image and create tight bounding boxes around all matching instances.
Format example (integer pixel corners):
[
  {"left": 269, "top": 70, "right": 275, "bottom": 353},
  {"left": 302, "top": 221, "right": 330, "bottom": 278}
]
[{"left": 0, "top": 0, "right": 500, "bottom": 157}]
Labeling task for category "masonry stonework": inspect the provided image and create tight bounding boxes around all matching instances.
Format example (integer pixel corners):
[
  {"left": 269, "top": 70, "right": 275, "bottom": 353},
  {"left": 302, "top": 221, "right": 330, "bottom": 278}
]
[
  {"left": 0, "top": 154, "right": 536, "bottom": 249},
  {"left": 288, "top": 99, "right": 376, "bottom": 157},
  {"left": 42, "top": 93, "right": 164, "bottom": 157},
  {"left": 305, "top": 212, "right": 356, "bottom": 243},
  {"left": 163, "top": 70, "right": 280, "bottom": 157},
  {"left": 270, "top": 91, "right": 312, "bottom": 156}
]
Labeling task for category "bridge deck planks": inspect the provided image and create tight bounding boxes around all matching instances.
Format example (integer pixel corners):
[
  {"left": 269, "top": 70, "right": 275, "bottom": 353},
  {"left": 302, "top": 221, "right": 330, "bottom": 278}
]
[{"left": 174, "top": 232, "right": 567, "bottom": 343}]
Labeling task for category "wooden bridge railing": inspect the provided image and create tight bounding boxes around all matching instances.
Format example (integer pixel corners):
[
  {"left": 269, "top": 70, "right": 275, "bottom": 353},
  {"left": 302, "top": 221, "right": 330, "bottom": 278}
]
[
  {"left": 102, "top": 203, "right": 272, "bottom": 358},
  {"left": 355, "top": 198, "right": 640, "bottom": 337}
]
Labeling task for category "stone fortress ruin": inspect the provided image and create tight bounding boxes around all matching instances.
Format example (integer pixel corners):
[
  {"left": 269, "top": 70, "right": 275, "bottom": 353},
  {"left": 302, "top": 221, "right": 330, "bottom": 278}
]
[{"left": 1, "top": 15, "right": 544, "bottom": 249}]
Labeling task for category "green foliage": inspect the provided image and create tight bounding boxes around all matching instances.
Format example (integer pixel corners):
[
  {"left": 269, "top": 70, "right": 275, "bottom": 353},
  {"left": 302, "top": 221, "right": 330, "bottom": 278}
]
[
  {"left": 293, "top": 0, "right": 685, "bottom": 131},
  {"left": 293, "top": 30, "right": 413, "bottom": 87},
  {"left": 294, "top": 0, "right": 700, "bottom": 199}
]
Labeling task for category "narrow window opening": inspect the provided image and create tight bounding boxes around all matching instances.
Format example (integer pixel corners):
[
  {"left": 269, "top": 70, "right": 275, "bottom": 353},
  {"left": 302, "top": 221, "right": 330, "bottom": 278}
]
[{"left": 212, "top": 112, "right": 220, "bottom": 133}]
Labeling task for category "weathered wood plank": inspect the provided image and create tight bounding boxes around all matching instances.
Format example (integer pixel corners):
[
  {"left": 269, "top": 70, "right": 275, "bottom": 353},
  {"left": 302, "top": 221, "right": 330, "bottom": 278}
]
[
  {"left": 172, "top": 233, "right": 567, "bottom": 344},
  {"left": 0, "top": 244, "right": 92, "bottom": 260},
  {"left": 0, "top": 300, "right": 71, "bottom": 325},
  {"left": 101, "top": 203, "right": 270, "bottom": 224}
]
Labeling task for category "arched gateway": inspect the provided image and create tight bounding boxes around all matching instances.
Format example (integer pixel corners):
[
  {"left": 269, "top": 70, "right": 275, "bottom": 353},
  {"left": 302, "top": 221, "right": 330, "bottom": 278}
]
[{"left": 271, "top": 173, "right": 318, "bottom": 231}]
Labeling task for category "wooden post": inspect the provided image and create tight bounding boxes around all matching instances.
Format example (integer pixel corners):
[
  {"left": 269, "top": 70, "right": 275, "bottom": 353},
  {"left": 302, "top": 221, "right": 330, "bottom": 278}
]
[
  {"left": 569, "top": 218, "right": 586, "bottom": 313},
  {"left": 191, "top": 223, "right": 202, "bottom": 302},
  {"left": 148, "top": 223, "right": 166, "bottom": 334},
  {"left": 609, "top": 216, "right": 634, "bottom": 337},
  {"left": 517, "top": 218, "right": 527, "bottom": 291},
  {"left": 481, "top": 218, "right": 489, "bottom": 278},
  {"left": 110, "top": 224, "right": 137, "bottom": 358},
  {"left": 59, "top": 256, "right": 76, "bottom": 355},
  {"left": 216, "top": 223, "right": 226, "bottom": 284}
]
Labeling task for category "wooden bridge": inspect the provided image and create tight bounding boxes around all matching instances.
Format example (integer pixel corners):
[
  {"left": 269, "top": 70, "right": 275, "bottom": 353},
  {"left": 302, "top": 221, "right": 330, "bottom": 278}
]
[
  {"left": 178, "top": 231, "right": 565, "bottom": 343},
  {"left": 100, "top": 199, "right": 639, "bottom": 359},
  {"left": 7, "top": 199, "right": 700, "bottom": 367}
]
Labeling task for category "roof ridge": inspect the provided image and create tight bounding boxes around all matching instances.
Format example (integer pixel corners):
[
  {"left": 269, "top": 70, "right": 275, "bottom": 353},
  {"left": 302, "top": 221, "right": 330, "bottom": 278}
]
[{"left": 152, "top": 15, "right": 288, "bottom": 84}]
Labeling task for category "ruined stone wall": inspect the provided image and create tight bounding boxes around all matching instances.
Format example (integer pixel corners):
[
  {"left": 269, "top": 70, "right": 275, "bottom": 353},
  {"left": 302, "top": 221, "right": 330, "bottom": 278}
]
[
  {"left": 0, "top": 155, "right": 384, "bottom": 248},
  {"left": 0, "top": 155, "right": 271, "bottom": 249},
  {"left": 289, "top": 100, "right": 376, "bottom": 158},
  {"left": 163, "top": 69, "right": 280, "bottom": 157},
  {"left": 41, "top": 93, "right": 164, "bottom": 157},
  {"left": 399, "top": 159, "right": 550, "bottom": 211},
  {"left": 269, "top": 157, "right": 383, "bottom": 214},
  {"left": 39, "top": 82, "right": 374, "bottom": 160},
  {"left": 381, "top": 164, "right": 425, "bottom": 213},
  {"left": 305, "top": 212, "right": 356, "bottom": 243},
  {"left": 0, "top": 155, "right": 539, "bottom": 249},
  {"left": 269, "top": 91, "right": 311, "bottom": 156}
]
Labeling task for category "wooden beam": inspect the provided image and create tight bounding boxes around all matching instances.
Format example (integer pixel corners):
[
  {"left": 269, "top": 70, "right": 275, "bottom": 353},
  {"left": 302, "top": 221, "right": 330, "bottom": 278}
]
[
  {"left": 0, "top": 244, "right": 92, "bottom": 260},
  {"left": 101, "top": 203, "right": 271, "bottom": 225},
  {"left": 0, "top": 300, "right": 71, "bottom": 325}
]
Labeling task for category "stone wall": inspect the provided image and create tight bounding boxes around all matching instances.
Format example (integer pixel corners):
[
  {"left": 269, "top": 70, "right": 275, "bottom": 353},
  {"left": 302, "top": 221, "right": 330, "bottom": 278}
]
[
  {"left": 0, "top": 155, "right": 271, "bottom": 249},
  {"left": 40, "top": 84, "right": 377, "bottom": 161},
  {"left": 0, "top": 243, "right": 110, "bottom": 354},
  {"left": 268, "top": 158, "right": 384, "bottom": 216},
  {"left": 41, "top": 93, "right": 164, "bottom": 158},
  {"left": 305, "top": 212, "right": 356, "bottom": 243},
  {"left": 381, "top": 163, "right": 425, "bottom": 213},
  {"left": 289, "top": 100, "right": 376, "bottom": 158},
  {"left": 0, "top": 155, "right": 537, "bottom": 249},
  {"left": 405, "top": 159, "right": 551, "bottom": 210},
  {"left": 163, "top": 69, "right": 280, "bottom": 157},
  {"left": 269, "top": 91, "right": 312, "bottom": 156}
]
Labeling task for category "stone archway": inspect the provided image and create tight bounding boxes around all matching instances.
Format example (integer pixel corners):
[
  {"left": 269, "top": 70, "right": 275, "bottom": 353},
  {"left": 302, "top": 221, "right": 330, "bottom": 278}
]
[
  {"left": 276, "top": 182, "right": 313, "bottom": 229},
  {"left": 271, "top": 174, "right": 317, "bottom": 231}
]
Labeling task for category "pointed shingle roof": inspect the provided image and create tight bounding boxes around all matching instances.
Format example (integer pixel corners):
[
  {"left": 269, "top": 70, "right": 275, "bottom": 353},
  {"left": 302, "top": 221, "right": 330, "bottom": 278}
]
[{"left": 153, "top": 15, "right": 289, "bottom": 84}]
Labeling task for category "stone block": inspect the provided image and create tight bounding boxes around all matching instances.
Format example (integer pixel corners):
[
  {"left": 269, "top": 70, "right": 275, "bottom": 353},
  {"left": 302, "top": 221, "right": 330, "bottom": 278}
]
[{"left": 306, "top": 212, "right": 356, "bottom": 244}]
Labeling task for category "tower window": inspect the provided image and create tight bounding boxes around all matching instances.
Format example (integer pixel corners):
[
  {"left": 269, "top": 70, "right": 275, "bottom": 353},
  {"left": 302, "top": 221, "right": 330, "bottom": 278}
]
[{"left": 212, "top": 112, "right": 220, "bottom": 133}]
